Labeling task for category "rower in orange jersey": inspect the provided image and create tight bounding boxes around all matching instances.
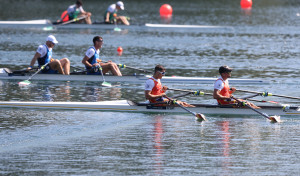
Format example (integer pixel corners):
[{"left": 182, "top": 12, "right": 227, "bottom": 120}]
[
  {"left": 144, "top": 65, "right": 194, "bottom": 107},
  {"left": 213, "top": 65, "right": 260, "bottom": 108}
]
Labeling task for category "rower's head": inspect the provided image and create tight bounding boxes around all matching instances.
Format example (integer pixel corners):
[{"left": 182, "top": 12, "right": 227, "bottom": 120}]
[
  {"left": 93, "top": 36, "right": 104, "bottom": 49},
  {"left": 219, "top": 65, "right": 232, "bottom": 78},
  {"left": 46, "top": 35, "right": 58, "bottom": 48},
  {"left": 154, "top": 65, "right": 166, "bottom": 79},
  {"left": 76, "top": 0, "right": 83, "bottom": 7},
  {"left": 116, "top": 1, "right": 125, "bottom": 10}
]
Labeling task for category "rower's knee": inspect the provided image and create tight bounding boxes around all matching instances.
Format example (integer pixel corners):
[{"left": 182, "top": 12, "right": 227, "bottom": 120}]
[{"left": 109, "top": 62, "right": 116, "bottom": 69}]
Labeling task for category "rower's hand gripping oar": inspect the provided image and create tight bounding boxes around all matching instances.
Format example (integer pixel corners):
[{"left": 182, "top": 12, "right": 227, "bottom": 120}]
[
  {"left": 164, "top": 96, "right": 206, "bottom": 122},
  {"left": 96, "top": 65, "right": 112, "bottom": 87},
  {"left": 18, "top": 63, "right": 49, "bottom": 86},
  {"left": 236, "top": 89, "right": 300, "bottom": 101},
  {"left": 232, "top": 96, "right": 280, "bottom": 123}
]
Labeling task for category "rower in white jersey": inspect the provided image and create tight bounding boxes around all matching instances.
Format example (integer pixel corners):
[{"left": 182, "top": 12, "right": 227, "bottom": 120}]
[
  {"left": 81, "top": 36, "right": 122, "bottom": 76},
  {"left": 104, "top": 1, "right": 130, "bottom": 25},
  {"left": 59, "top": 0, "right": 92, "bottom": 24},
  {"left": 27, "top": 35, "right": 70, "bottom": 75}
]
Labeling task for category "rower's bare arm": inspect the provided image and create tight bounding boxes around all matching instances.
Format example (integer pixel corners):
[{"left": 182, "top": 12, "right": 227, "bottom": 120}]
[
  {"left": 145, "top": 90, "right": 166, "bottom": 100},
  {"left": 82, "top": 55, "right": 93, "bottom": 68},
  {"left": 28, "top": 52, "right": 41, "bottom": 70},
  {"left": 105, "top": 12, "right": 110, "bottom": 22},
  {"left": 213, "top": 89, "right": 230, "bottom": 100}
]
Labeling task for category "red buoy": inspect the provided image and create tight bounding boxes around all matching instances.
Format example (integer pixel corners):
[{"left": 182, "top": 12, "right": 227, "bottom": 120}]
[
  {"left": 160, "top": 4, "right": 173, "bottom": 17},
  {"left": 240, "top": 0, "right": 252, "bottom": 9},
  {"left": 117, "top": 47, "right": 123, "bottom": 52},
  {"left": 117, "top": 47, "right": 123, "bottom": 56}
]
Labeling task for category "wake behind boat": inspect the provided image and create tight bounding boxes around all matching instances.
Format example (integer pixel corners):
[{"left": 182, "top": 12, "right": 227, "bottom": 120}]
[
  {"left": 0, "top": 68, "right": 265, "bottom": 84},
  {"left": 0, "top": 100, "right": 299, "bottom": 116}
]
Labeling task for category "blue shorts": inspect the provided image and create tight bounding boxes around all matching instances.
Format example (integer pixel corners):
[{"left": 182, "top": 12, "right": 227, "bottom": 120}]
[
  {"left": 40, "top": 65, "right": 58, "bottom": 74},
  {"left": 86, "top": 68, "right": 102, "bottom": 75}
]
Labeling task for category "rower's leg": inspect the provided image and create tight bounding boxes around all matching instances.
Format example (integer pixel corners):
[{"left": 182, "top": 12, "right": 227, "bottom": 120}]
[
  {"left": 59, "top": 58, "right": 70, "bottom": 75},
  {"left": 81, "top": 13, "right": 92, "bottom": 24},
  {"left": 101, "top": 62, "right": 122, "bottom": 76},
  {"left": 119, "top": 16, "right": 130, "bottom": 25},
  {"left": 49, "top": 59, "right": 64, "bottom": 74}
]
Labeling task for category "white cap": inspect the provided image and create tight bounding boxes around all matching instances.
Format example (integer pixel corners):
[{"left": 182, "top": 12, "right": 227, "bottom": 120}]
[
  {"left": 46, "top": 35, "right": 58, "bottom": 44},
  {"left": 116, "top": 1, "right": 124, "bottom": 10}
]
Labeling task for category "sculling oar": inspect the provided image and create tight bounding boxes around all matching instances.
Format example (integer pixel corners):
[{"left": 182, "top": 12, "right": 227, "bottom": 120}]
[
  {"left": 232, "top": 96, "right": 280, "bottom": 123},
  {"left": 97, "top": 65, "right": 112, "bottom": 87},
  {"left": 246, "top": 98, "right": 281, "bottom": 105},
  {"left": 56, "top": 15, "right": 87, "bottom": 26},
  {"left": 113, "top": 18, "right": 121, "bottom": 31},
  {"left": 117, "top": 64, "right": 152, "bottom": 73},
  {"left": 167, "top": 88, "right": 213, "bottom": 96},
  {"left": 44, "top": 16, "right": 88, "bottom": 31},
  {"left": 165, "top": 96, "right": 206, "bottom": 122},
  {"left": 236, "top": 89, "right": 300, "bottom": 100},
  {"left": 18, "top": 63, "right": 49, "bottom": 86},
  {"left": 100, "top": 60, "right": 152, "bottom": 74}
]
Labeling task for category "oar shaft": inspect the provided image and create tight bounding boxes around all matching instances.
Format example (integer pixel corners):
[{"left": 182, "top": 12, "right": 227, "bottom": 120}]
[
  {"left": 167, "top": 88, "right": 212, "bottom": 96},
  {"left": 101, "top": 60, "right": 152, "bottom": 73},
  {"left": 232, "top": 97, "right": 270, "bottom": 119},
  {"left": 27, "top": 63, "right": 49, "bottom": 81},
  {"left": 165, "top": 96, "right": 197, "bottom": 116},
  {"left": 123, "top": 65, "right": 152, "bottom": 73},
  {"left": 236, "top": 89, "right": 300, "bottom": 100},
  {"left": 59, "top": 15, "right": 87, "bottom": 25},
  {"left": 98, "top": 66, "right": 106, "bottom": 82}
]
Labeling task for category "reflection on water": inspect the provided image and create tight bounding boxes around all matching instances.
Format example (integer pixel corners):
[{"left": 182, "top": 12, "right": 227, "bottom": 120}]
[{"left": 153, "top": 115, "right": 164, "bottom": 175}]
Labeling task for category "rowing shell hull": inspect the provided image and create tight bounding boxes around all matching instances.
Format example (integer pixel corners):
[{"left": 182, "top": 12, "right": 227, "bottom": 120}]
[
  {"left": 0, "top": 100, "right": 298, "bottom": 116},
  {"left": 0, "top": 72, "right": 264, "bottom": 84},
  {"left": 0, "top": 20, "right": 228, "bottom": 30}
]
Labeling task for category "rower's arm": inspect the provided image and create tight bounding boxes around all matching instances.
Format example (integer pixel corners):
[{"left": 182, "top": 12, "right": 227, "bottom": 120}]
[
  {"left": 82, "top": 55, "right": 94, "bottom": 68},
  {"left": 145, "top": 90, "right": 166, "bottom": 100},
  {"left": 27, "top": 52, "right": 41, "bottom": 70},
  {"left": 213, "top": 89, "right": 231, "bottom": 100},
  {"left": 105, "top": 12, "right": 111, "bottom": 22}
]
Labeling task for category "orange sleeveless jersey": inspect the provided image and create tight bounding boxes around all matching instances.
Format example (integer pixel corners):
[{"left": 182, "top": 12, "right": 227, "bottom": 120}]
[
  {"left": 216, "top": 78, "right": 234, "bottom": 105},
  {"left": 149, "top": 78, "right": 165, "bottom": 103}
]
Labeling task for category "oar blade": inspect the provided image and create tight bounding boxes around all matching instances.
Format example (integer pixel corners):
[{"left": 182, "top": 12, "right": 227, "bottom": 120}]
[
  {"left": 43, "top": 26, "right": 54, "bottom": 31},
  {"left": 195, "top": 113, "right": 206, "bottom": 122},
  {"left": 101, "top": 81, "right": 112, "bottom": 87},
  {"left": 18, "top": 80, "right": 31, "bottom": 86},
  {"left": 114, "top": 27, "right": 122, "bottom": 31},
  {"left": 268, "top": 115, "right": 281, "bottom": 123}
]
